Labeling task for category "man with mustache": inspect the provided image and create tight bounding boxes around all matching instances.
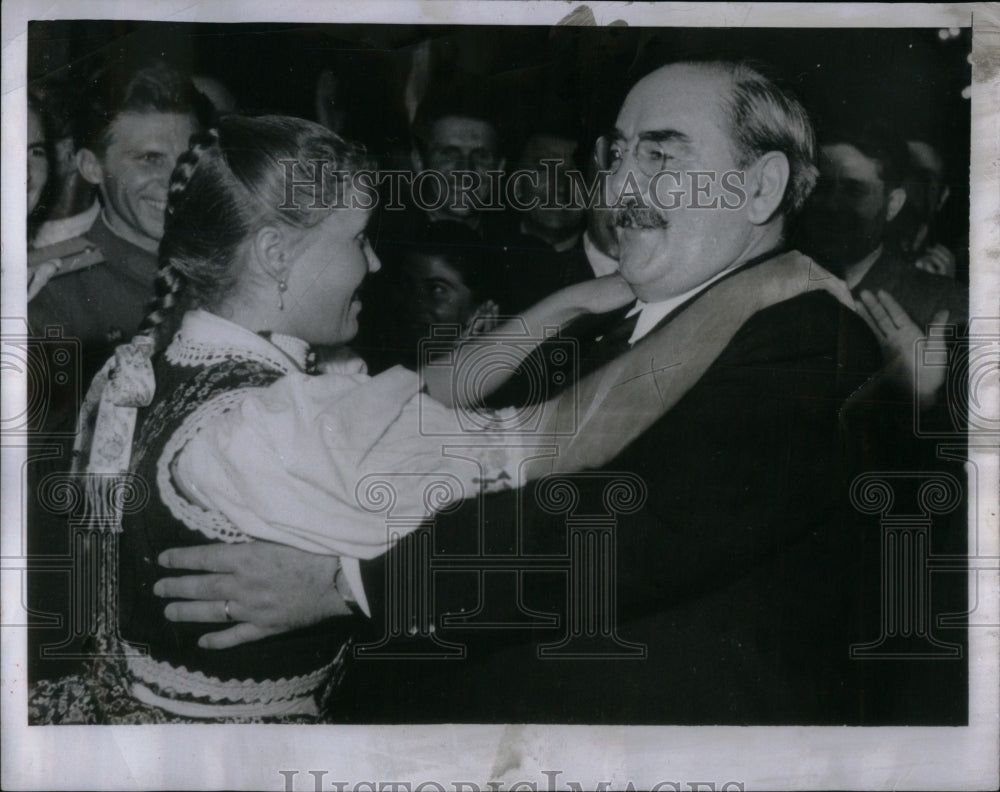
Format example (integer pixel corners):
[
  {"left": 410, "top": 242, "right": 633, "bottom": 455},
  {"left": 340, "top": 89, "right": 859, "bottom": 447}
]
[{"left": 155, "top": 61, "right": 964, "bottom": 724}]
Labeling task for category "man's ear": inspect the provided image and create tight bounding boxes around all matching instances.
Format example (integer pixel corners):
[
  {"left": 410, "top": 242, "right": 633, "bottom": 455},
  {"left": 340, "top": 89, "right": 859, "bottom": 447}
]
[
  {"left": 54, "top": 137, "right": 78, "bottom": 175},
  {"left": 411, "top": 146, "right": 425, "bottom": 173},
  {"left": 885, "top": 186, "right": 907, "bottom": 223},
  {"left": 76, "top": 148, "right": 104, "bottom": 186},
  {"left": 251, "top": 225, "right": 293, "bottom": 285},
  {"left": 745, "top": 151, "right": 790, "bottom": 225},
  {"left": 937, "top": 185, "right": 951, "bottom": 212}
]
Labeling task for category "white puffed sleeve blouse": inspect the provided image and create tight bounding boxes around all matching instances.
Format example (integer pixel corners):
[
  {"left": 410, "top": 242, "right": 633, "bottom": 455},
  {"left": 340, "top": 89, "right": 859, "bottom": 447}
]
[{"left": 168, "top": 310, "right": 540, "bottom": 614}]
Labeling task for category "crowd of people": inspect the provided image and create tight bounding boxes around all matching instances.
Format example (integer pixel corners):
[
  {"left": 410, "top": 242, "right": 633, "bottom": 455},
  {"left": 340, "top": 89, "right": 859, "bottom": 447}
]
[{"left": 24, "top": 37, "right": 969, "bottom": 725}]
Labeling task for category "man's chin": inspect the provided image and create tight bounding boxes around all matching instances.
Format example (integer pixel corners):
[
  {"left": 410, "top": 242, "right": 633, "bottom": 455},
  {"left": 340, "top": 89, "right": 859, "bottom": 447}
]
[
  {"left": 106, "top": 209, "right": 164, "bottom": 252},
  {"left": 617, "top": 229, "right": 664, "bottom": 279},
  {"left": 446, "top": 212, "right": 473, "bottom": 223},
  {"left": 137, "top": 214, "right": 166, "bottom": 244}
]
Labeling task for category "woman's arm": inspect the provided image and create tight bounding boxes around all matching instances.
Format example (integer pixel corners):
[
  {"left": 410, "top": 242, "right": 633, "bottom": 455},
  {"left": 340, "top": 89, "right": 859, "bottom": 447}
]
[
  {"left": 150, "top": 254, "right": 861, "bottom": 651},
  {"left": 423, "top": 274, "right": 635, "bottom": 408}
]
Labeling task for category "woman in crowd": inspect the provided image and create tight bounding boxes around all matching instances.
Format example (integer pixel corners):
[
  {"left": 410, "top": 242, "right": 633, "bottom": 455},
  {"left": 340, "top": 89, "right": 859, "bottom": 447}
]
[
  {"left": 29, "top": 114, "right": 854, "bottom": 723},
  {"left": 377, "top": 219, "right": 501, "bottom": 371},
  {"left": 27, "top": 93, "right": 50, "bottom": 231}
]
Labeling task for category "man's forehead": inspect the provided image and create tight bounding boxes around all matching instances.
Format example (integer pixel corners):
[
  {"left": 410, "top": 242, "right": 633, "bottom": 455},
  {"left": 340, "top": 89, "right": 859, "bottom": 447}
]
[
  {"left": 820, "top": 143, "right": 883, "bottom": 184},
  {"left": 616, "top": 65, "right": 728, "bottom": 137},
  {"left": 524, "top": 134, "right": 576, "bottom": 160},
  {"left": 430, "top": 116, "right": 497, "bottom": 146},
  {"left": 106, "top": 110, "right": 197, "bottom": 147}
]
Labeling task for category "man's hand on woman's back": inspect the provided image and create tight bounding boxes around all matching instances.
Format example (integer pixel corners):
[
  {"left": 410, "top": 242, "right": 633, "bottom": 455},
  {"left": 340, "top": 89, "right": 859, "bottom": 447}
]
[{"left": 155, "top": 542, "right": 352, "bottom": 649}]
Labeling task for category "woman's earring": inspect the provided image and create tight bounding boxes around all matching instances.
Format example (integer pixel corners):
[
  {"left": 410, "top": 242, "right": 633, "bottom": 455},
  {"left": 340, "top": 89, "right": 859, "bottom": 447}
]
[{"left": 277, "top": 280, "right": 287, "bottom": 310}]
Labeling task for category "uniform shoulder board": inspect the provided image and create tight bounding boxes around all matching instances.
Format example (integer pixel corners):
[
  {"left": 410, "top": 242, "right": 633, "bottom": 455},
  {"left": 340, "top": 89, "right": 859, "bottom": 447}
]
[
  {"left": 27, "top": 235, "right": 107, "bottom": 300},
  {"left": 28, "top": 234, "right": 106, "bottom": 274}
]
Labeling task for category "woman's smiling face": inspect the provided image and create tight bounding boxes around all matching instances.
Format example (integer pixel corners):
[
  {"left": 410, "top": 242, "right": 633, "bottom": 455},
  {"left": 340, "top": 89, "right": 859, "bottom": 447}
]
[{"left": 282, "top": 203, "right": 381, "bottom": 346}]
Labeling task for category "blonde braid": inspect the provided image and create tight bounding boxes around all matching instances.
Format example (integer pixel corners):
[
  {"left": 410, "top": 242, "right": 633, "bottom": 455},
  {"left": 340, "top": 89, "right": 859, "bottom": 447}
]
[{"left": 137, "top": 128, "right": 220, "bottom": 353}]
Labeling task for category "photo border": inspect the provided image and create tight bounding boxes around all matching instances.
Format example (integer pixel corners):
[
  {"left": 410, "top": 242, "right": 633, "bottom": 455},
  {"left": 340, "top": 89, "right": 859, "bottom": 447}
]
[{"left": 2, "top": 2, "right": 997, "bottom": 790}]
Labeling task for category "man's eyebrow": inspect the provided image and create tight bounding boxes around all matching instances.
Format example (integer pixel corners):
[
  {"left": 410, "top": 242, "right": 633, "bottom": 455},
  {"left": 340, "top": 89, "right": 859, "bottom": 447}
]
[
  {"left": 638, "top": 129, "right": 693, "bottom": 146},
  {"left": 610, "top": 128, "right": 693, "bottom": 146},
  {"left": 423, "top": 276, "right": 459, "bottom": 290}
]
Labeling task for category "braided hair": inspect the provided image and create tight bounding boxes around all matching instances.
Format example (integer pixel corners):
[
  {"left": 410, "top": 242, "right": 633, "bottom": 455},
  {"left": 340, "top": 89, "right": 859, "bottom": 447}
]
[{"left": 137, "top": 115, "right": 370, "bottom": 352}]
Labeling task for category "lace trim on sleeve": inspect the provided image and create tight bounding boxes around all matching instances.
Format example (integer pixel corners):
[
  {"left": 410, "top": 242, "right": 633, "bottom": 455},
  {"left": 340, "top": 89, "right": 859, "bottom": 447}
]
[{"left": 157, "top": 390, "right": 256, "bottom": 543}]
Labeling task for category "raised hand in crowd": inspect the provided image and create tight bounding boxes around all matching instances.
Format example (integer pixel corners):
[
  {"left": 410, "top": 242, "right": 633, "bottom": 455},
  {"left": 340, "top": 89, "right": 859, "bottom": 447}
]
[
  {"left": 914, "top": 242, "right": 957, "bottom": 278},
  {"left": 856, "top": 288, "right": 951, "bottom": 406}
]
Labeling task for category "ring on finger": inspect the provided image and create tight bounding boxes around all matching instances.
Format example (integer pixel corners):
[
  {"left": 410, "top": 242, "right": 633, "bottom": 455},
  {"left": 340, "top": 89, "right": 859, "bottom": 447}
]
[{"left": 224, "top": 600, "right": 235, "bottom": 622}]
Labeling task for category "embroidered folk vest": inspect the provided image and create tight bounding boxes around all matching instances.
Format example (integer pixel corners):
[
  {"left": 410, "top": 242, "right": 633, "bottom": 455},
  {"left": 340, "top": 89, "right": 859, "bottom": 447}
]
[{"left": 116, "top": 348, "right": 354, "bottom": 716}]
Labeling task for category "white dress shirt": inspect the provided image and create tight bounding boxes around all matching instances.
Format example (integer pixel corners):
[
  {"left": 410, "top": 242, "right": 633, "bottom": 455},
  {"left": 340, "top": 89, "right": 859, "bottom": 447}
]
[{"left": 626, "top": 264, "right": 744, "bottom": 346}]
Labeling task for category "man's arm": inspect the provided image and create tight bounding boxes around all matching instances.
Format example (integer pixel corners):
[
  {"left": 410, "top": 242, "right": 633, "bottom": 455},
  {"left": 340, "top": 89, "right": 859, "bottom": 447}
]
[
  {"left": 360, "top": 292, "right": 883, "bottom": 624},
  {"left": 155, "top": 294, "right": 881, "bottom": 644}
]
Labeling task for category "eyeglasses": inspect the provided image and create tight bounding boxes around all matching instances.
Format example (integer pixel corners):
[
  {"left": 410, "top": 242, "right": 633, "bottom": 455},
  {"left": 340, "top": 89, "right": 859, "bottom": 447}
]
[{"left": 594, "top": 135, "right": 673, "bottom": 178}]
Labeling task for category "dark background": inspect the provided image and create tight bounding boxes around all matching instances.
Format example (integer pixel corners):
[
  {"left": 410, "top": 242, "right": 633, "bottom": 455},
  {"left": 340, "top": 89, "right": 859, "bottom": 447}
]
[
  {"left": 28, "top": 20, "right": 972, "bottom": 178},
  {"left": 23, "top": 19, "right": 974, "bottom": 724},
  {"left": 27, "top": 21, "right": 974, "bottom": 279}
]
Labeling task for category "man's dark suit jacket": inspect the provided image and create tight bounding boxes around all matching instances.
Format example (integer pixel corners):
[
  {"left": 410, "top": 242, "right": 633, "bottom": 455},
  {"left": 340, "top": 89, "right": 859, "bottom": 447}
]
[
  {"left": 852, "top": 246, "right": 969, "bottom": 330},
  {"left": 342, "top": 270, "right": 968, "bottom": 725},
  {"left": 848, "top": 246, "right": 970, "bottom": 470}
]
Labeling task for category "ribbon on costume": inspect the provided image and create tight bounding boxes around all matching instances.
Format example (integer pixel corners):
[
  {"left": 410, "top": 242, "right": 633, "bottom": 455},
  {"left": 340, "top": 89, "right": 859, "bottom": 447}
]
[{"left": 71, "top": 336, "right": 157, "bottom": 531}]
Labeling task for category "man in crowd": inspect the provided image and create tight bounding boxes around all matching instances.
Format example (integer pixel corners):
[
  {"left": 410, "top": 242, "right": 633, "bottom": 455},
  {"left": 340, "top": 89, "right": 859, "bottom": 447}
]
[
  {"left": 794, "top": 123, "right": 967, "bottom": 330},
  {"left": 29, "top": 60, "right": 208, "bottom": 399},
  {"left": 405, "top": 88, "right": 507, "bottom": 237},
  {"left": 793, "top": 123, "right": 968, "bottom": 425},
  {"left": 155, "top": 61, "right": 966, "bottom": 724},
  {"left": 29, "top": 77, "right": 100, "bottom": 251},
  {"left": 27, "top": 77, "right": 103, "bottom": 301},
  {"left": 358, "top": 87, "right": 508, "bottom": 370},
  {"left": 895, "top": 138, "right": 961, "bottom": 279},
  {"left": 27, "top": 61, "right": 206, "bottom": 684},
  {"left": 512, "top": 126, "right": 587, "bottom": 251},
  {"left": 497, "top": 122, "right": 592, "bottom": 314}
]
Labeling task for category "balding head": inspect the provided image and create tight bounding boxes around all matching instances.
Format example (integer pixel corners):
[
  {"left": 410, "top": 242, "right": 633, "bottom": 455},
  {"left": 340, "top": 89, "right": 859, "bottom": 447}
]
[{"left": 607, "top": 61, "right": 816, "bottom": 302}]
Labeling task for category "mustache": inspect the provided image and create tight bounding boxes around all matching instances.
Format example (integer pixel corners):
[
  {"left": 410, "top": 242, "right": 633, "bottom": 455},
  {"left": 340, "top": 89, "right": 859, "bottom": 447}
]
[{"left": 613, "top": 204, "right": 669, "bottom": 230}]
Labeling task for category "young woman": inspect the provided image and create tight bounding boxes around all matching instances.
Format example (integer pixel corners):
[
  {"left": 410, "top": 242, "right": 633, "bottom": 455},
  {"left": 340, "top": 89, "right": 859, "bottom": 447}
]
[{"left": 29, "top": 115, "right": 853, "bottom": 724}]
